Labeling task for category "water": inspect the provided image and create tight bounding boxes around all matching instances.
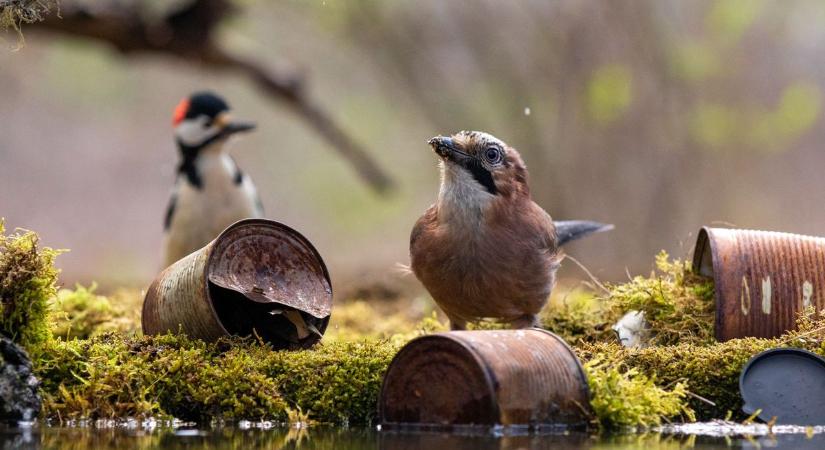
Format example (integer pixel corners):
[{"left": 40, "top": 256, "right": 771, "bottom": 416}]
[{"left": 2, "top": 422, "right": 825, "bottom": 450}]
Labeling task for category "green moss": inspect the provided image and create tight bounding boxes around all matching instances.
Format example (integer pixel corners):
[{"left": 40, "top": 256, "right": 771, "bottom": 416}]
[
  {"left": 583, "top": 355, "right": 694, "bottom": 430},
  {"left": 605, "top": 251, "right": 715, "bottom": 346},
  {"left": 325, "top": 298, "right": 434, "bottom": 342},
  {"left": 16, "top": 235, "right": 821, "bottom": 429},
  {"left": 36, "top": 334, "right": 289, "bottom": 421},
  {"left": 541, "top": 287, "right": 615, "bottom": 345},
  {"left": 0, "top": 221, "right": 62, "bottom": 348},
  {"left": 32, "top": 333, "right": 399, "bottom": 424},
  {"left": 540, "top": 253, "right": 714, "bottom": 347},
  {"left": 577, "top": 318, "right": 825, "bottom": 422},
  {"left": 257, "top": 339, "right": 401, "bottom": 424},
  {"left": 32, "top": 300, "right": 825, "bottom": 428},
  {"left": 51, "top": 283, "right": 140, "bottom": 339}
]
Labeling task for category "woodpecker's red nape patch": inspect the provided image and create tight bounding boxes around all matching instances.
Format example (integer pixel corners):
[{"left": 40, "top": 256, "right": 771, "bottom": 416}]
[{"left": 172, "top": 98, "right": 190, "bottom": 126}]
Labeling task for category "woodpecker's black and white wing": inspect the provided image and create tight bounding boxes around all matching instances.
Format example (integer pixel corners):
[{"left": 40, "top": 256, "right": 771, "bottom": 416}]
[
  {"left": 230, "top": 157, "right": 264, "bottom": 216},
  {"left": 164, "top": 186, "right": 178, "bottom": 231}
]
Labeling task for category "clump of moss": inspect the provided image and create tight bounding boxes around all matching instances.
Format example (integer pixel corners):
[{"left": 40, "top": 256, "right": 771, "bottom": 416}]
[
  {"left": 0, "top": 221, "right": 62, "bottom": 348},
  {"left": 35, "top": 333, "right": 288, "bottom": 421},
  {"left": 257, "top": 338, "right": 401, "bottom": 424},
  {"left": 51, "top": 284, "right": 141, "bottom": 339},
  {"left": 578, "top": 339, "right": 777, "bottom": 421},
  {"left": 583, "top": 355, "right": 694, "bottom": 430},
  {"left": 541, "top": 286, "right": 615, "bottom": 345},
  {"left": 33, "top": 294, "right": 823, "bottom": 428},
  {"left": 605, "top": 251, "right": 715, "bottom": 346},
  {"left": 577, "top": 307, "right": 825, "bottom": 422},
  {"left": 325, "top": 298, "right": 433, "bottom": 342},
  {"left": 27, "top": 233, "right": 824, "bottom": 429},
  {"left": 32, "top": 333, "right": 399, "bottom": 424}
]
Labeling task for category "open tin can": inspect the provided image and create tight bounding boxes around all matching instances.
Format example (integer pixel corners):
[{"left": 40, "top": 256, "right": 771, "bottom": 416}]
[{"left": 143, "top": 218, "right": 332, "bottom": 349}]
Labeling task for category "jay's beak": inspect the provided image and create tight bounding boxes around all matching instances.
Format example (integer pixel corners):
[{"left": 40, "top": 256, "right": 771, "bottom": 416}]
[
  {"left": 428, "top": 135, "right": 474, "bottom": 163},
  {"left": 428, "top": 136, "right": 458, "bottom": 159}
]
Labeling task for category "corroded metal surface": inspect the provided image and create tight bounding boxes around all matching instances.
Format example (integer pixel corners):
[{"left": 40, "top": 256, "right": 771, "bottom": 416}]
[
  {"left": 379, "top": 329, "right": 591, "bottom": 428},
  {"left": 143, "top": 219, "right": 332, "bottom": 346},
  {"left": 693, "top": 227, "right": 825, "bottom": 341},
  {"left": 143, "top": 246, "right": 225, "bottom": 341},
  {"left": 207, "top": 219, "right": 332, "bottom": 318}
]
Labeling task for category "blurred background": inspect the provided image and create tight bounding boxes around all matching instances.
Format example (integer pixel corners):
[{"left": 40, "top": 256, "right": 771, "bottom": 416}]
[{"left": 2, "top": 0, "right": 825, "bottom": 295}]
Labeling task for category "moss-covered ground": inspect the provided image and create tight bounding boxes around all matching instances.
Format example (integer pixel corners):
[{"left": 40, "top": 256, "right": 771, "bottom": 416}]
[{"left": 3, "top": 223, "right": 825, "bottom": 430}]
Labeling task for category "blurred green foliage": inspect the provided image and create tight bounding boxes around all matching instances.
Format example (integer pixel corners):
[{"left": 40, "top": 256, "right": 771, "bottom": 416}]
[
  {"left": 690, "top": 103, "right": 738, "bottom": 148},
  {"left": 586, "top": 65, "right": 633, "bottom": 125},
  {"left": 691, "top": 83, "right": 821, "bottom": 151},
  {"left": 751, "top": 82, "right": 822, "bottom": 150},
  {"left": 669, "top": 40, "right": 720, "bottom": 81},
  {"left": 707, "top": 0, "right": 762, "bottom": 44}
]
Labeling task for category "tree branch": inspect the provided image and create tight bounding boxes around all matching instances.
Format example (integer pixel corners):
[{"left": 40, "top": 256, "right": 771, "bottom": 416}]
[{"left": 27, "top": 0, "right": 395, "bottom": 193}]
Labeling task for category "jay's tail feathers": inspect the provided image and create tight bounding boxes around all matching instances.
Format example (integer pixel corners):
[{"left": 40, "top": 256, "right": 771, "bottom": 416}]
[{"left": 555, "top": 220, "right": 614, "bottom": 246}]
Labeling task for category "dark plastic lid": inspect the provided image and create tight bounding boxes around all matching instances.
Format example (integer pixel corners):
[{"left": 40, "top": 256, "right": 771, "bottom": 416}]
[{"left": 739, "top": 347, "right": 825, "bottom": 425}]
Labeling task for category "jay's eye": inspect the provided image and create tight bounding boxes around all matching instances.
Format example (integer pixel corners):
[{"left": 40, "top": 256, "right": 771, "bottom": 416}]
[{"left": 484, "top": 147, "right": 502, "bottom": 164}]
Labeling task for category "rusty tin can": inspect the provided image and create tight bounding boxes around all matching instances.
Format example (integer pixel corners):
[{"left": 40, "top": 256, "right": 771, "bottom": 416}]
[
  {"left": 142, "top": 218, "right": 332, "bottom": 348},
  {"left": 693, "top": 227, "right": 825, "bottom": 341},
  {"left": 379, "top": 329, "right": 591, "bottom": 428}
]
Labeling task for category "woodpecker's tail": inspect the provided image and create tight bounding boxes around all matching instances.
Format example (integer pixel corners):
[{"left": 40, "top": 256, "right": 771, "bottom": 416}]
[{"left": 555, "top": 220, "right": 614, "bottom": 246}]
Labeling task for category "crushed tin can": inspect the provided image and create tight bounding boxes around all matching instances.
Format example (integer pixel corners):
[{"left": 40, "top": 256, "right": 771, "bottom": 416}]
[
  {"left": 693, "top": 227, "right": 825, "bottom": 341},
  {"left": 142, "top": 218, "right": 332, "bottom": 349},
  {"left": 379, "top": 329, "right": 591, "bottom": 428}
]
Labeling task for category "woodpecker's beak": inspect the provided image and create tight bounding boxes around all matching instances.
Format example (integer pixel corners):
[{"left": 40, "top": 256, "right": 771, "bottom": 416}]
[
  {"left": 216, "top": 113, "right": 256, "bottom": 136},
  {"left": 222, "top": 120, "right": 256, "bottom": 135}
]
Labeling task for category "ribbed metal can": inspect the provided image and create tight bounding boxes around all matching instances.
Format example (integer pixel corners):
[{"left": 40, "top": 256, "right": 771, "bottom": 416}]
[
  {"left": 142, "top": 218, "right": 332, "bottom": 348},
  {"left": 693, "top": 227, "right": 825, "bottom": 341},
  {"left": 378, "top": 329, "right": 591, "bottom": 428}
]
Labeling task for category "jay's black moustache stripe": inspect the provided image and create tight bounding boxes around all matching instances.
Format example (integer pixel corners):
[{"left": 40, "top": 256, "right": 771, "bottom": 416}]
[{"left": 465, "top": 158, "right": 498, "bottom": 195}]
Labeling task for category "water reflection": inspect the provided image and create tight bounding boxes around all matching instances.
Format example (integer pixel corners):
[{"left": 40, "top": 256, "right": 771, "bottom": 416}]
[{"left": 0, "top": 424, "right": 823, "bottom": 450}]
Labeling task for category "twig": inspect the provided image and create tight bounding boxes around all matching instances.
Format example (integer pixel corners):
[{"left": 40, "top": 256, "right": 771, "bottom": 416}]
[
  {"left": 777, "top": 324, "right": 825, "bottom": 345},
  {"left": 564, "top": 254, "right": 610, "bottom": 294},
  {"left": 686, "top": 390, "right": 716, "bottom": 406},
  {"left": 29, "top": 0, "right": 395, "bottom": 193}
]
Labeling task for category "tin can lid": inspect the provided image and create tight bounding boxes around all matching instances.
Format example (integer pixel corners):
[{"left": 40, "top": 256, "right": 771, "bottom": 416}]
[
  {"left": 739, "top": 347, "right": 825, "bottom": 425},
  {"left": 206, "top": 219, "right": 333, "bottom": 319}
]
